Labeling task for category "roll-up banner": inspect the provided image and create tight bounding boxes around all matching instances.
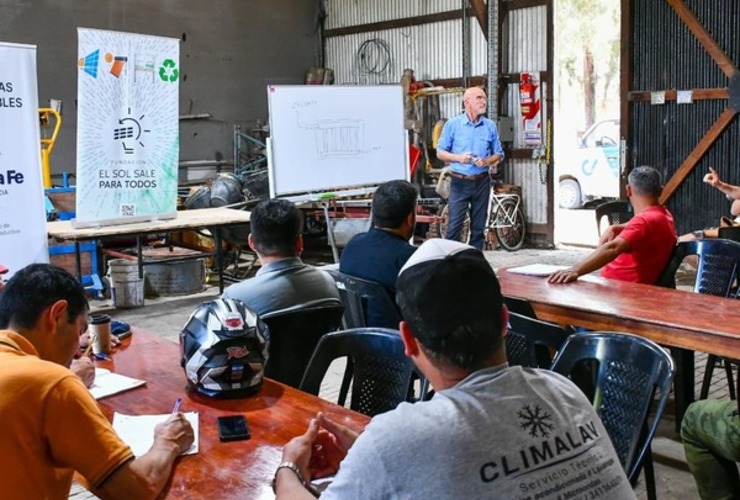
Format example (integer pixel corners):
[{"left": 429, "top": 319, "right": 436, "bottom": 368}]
[
  {"left": 0, "top": 42, "right": 49, "bottom": 278},
  {"left": 75, "top": 28, "right": 179, "bottom": 227}
]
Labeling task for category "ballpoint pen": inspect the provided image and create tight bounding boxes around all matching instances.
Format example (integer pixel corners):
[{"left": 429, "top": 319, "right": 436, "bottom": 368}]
[{"left": 172, "top": 397, "right": 182, "bottom": 414}]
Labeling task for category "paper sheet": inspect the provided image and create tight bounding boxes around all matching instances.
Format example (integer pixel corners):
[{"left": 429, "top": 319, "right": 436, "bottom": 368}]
[
  {"left": 89, "top": 368, "right": 146, "bottom": 400},
  {"left": 506, "top": 264, "right": 569, "bottom": 277},
  {"left": 113, "top": 411, "right": 199, "bottom": 457}
]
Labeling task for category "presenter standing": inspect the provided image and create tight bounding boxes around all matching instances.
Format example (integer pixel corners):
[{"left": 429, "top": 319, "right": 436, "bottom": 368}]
[{"left": 436, "top": 87, "right": 504, "bottom": 251}]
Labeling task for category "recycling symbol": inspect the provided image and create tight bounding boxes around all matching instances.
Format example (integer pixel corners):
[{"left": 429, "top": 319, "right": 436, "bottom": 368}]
[{"left": 158, "top": 59, "right": 179, "bottom": 83}]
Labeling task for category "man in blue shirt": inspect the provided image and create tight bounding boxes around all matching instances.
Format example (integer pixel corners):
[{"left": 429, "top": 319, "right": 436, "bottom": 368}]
[
  {"left": 436, "top": 87, "right": 504, "bottom": 250},
  {"left": 339, "top": 180, "right": 417, "bottom": 295}
]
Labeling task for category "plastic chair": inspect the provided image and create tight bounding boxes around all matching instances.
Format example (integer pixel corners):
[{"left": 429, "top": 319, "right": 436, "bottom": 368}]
[
  {"left": 260, "top": 298, "right": 344, "bottom": 389},
  {"left": 325, "top": 270, "right": 402, "bottom": 329},
  {"left": 299, "top": 328, "right": 416, "bottom": 417},
  {"left": 550, "top": 332, "right": 675, "bottom": 500},
  {"left": 503, "top": 296, "right": 538, "bottom": 319},
  {"left": 595, "top": 200, "right": 633, "bottom": 237},
  {"left": 657, "top": 239, "right": 740, "bottom": 398},
  {"left": 506, "top": 312, "right": 571, "bottom": 368}
]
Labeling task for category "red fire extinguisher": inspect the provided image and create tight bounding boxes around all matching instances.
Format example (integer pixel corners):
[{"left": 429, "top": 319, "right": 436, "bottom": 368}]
[{"left": 520, "top": 73, "right": 536, "bottom": 119}]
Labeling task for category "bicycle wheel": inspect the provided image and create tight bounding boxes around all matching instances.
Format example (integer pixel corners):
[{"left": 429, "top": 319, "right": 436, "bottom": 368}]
[
  {"left": 494, "top": 198, "right": 526, "bottom": 251},
  {"left": 437, "top": 203, "right": 470, "bottom": 244}
]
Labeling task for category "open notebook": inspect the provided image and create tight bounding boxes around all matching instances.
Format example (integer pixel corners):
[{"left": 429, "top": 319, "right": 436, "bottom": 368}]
[
  {"left": 89, "top": 368, "right": 146, "bottom": 400},
  {"left": 113, "top": 412, "right": 199, "bottom": 457},
  {"left": 506, "top": 264, "right": 568, "bottom": 277}
]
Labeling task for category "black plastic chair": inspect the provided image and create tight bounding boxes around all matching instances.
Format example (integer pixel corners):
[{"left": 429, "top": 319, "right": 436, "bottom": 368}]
[
  {"left": 260, "top": 298, "right": 344, "bottom": 389},
  {"left": 506, "top": 312, "right": 571, "bottom": 368},
  {"left": 657, "top": 239, "right": 740, "bottom": 399},
  {"left": 299, "top": 328, "right": 416, "bottom": 417},
  {"left": 325, "top": 270, "right": 402, "bottom": 329},
  {"left": 595, "top": 200, "right": 633, "bottom": 237},
  {"left": 550, "top": 332, "right": 675, "bottom": 500},
  {"left": 503, "top": 296, "right": 538, "bottom": 319}
]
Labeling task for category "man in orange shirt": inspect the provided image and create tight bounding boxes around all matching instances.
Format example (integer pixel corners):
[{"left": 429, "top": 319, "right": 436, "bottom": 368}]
[
  {"left": 549, "top": 165, "right": 676, "bottom": 285},
  {"left": 0, "top": 264, "right": 194, "bottom": 499}
]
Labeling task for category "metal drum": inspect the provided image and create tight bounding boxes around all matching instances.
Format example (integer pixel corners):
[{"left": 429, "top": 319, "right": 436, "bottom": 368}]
[{"left": 210, "top": 173, "right": 244, "bottom": 207}]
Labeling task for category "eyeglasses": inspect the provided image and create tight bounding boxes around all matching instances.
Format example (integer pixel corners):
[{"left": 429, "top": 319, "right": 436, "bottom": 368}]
[{"left": 474, "top": 95, "right": 487, "bottom": 101}]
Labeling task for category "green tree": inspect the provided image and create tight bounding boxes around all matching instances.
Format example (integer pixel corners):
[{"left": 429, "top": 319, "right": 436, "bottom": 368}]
[{"left": 556, "top": 0, "right": 620, "bottom": 128}]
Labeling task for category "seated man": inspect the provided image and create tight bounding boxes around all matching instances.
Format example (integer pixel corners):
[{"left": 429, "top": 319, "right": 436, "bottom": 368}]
[
  {"left": 275, "top": 239, "right": 635, "bottom": 499},
  {"left": 681, "top": 378, "right": 740, "bottom": 500},
  {"left": 339, "top": 179, "right": 417, "bottom": 294},
  {"left": 550, "top": 165, "right": 676, "bottom": 284},
  {"left": 222, "top": 198, "right": 339, "bottom": 315},
  {"left": 0, "top": 263, "right": 193, "bottom": 498}
]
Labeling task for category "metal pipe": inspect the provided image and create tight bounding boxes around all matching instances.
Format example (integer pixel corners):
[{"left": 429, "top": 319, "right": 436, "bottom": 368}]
[{"left": 487, "top": 0, "right": 500, "bottom": 119}]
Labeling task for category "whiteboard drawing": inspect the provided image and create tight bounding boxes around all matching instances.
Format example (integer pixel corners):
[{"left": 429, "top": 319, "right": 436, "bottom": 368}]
[
  {"left": 315, "top": 120, "right": 363, "bottom": 158},
  {"left": 295, "top": 104, "right": 365, "bottom": 159}
]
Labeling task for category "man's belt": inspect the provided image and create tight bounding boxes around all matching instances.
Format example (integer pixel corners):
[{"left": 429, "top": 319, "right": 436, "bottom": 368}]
[{"left": 449, "top": 171, "right": 489, "bottom": 181}]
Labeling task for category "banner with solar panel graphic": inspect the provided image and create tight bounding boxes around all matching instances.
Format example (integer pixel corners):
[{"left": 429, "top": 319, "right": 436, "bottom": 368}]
[
  {"left": 75, "top": 28, "right": 179, "bottom": 227},
  {"left": 0, "top": 42, "right": 49, "bottom": 278}
]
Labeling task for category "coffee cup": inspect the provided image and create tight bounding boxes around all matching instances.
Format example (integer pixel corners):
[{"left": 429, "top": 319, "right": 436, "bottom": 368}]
[{"left": 89, "top": 313, "right": 112, "bottom": 355}]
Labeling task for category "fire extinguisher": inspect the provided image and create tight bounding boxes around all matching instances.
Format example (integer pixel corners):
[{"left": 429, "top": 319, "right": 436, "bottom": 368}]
[{"left": 520, "top": 74, "right": 536, "bottom": 119}]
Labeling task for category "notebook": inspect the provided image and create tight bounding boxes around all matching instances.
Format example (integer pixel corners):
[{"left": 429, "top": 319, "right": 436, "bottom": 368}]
[{"left": 89, "top": 368, "right": 146, "bottom": 400}]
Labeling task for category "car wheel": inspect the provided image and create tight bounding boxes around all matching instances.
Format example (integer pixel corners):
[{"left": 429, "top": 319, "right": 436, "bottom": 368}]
[{"left": 559, "top": 179, "right": 583, "bottom": 209}]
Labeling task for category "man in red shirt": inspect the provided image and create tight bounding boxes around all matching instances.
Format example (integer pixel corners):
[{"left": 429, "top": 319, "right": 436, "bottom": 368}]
[{"left": 549, "top": 165, "right": 676, "bottom": 284}]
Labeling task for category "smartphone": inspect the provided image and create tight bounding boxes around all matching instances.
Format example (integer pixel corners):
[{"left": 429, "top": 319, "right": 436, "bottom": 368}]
[{"left": 217, "top": 415, "right": 250, "bottom": 442}]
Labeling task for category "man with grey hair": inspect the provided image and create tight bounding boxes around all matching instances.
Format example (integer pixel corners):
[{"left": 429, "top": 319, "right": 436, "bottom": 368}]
[{"left": 549, "top": 165, "right": 676, "bottom": 284}]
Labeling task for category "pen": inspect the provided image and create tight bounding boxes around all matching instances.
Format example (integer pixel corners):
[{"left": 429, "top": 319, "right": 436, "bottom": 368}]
[
  {"left": 82, "top": 342, "right": 93, "bottom": 358},
  {"left": 172, "top": 397, "right": 182, "bottom": 414}
]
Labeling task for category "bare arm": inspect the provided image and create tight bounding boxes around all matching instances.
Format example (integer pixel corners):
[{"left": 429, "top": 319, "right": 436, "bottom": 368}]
[
  {"left": 94, "top": 414, "right": 194, "bottom": 500},
  {"left": 731, "top": 199, "right": 740, "bottom": 217},
  {"left": 704, "top": 167, "right": 740, "bottom": 201},
  {"left": 549, "top": 237, "right": 631, "bottom": 283}
]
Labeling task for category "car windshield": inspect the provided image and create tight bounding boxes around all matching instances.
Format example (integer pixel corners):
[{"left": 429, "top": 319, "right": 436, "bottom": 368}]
[{"left": 582, "top": 120, "right": 619, "bottom": 148}]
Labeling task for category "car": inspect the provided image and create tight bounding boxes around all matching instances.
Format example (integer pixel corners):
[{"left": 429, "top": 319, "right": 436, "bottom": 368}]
[{"left": 558, "top": 119, "right": 621, "bottom": 209}]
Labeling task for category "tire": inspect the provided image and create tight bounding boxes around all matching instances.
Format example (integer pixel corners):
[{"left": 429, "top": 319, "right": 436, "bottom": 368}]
[
  {"left": 494, "top": 198, "right": 526, "bottom": 251},
  {"left": 437, "top": 203, "right": 470, "bottom": 244},
  {"left": 559, "top": 179, "right": 583, "bottom": 209}
]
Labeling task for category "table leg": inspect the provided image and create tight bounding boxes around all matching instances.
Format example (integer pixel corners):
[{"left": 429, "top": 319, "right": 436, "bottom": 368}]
[
  {"left": 136, "top": 236, "right": 144, "bottom": 280},
  {"left": 74, "top": 241, "right": 82, "bottom": 280},
  {"left": 671, "top": 347, "right": 695, "bottom": 433},
  {"left": 215, "top": 228, "right": 224, "bottom": 294}
]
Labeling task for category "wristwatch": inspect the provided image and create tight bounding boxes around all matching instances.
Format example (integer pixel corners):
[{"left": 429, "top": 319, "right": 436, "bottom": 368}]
[
  {"left": 692, "top": 229, "right": 705, "bottom": 240},
  {"left": 272, "top": 461, "right": 320, "bottom": 497}
]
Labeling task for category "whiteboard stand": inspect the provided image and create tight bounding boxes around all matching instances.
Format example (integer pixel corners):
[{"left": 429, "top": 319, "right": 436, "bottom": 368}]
[{"left": 322, "top": 203, "right": 340, "bottom": 263}]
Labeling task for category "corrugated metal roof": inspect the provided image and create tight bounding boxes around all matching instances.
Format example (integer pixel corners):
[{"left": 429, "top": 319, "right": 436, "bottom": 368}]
[
  {"left": 508, "top": 158, "right": 548, "bottom": 225},
  {"left": 505, "top": 6, "right": 547, "bottom": 73},
  {"left": 325, "top": 0, "right": 462, "bottom": 30},
  {"left": 325, "top": 19, "right": 487, "bottom": 87}
]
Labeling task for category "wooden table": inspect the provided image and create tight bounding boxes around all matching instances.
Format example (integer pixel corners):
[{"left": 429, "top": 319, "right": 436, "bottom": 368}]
[
  {"left": 497, "top": 269, "right": 740, "bottom": 427},
  {"left": 48, "top": 207, "right": 252, "bottom": 293},
  {"left": 91, "top": 330, "right": 369, "bottom": 498}
]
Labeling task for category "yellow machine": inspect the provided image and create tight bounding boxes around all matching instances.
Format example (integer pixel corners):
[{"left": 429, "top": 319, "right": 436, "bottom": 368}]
[{"left": 39, "top": 107, "right": 62, "bottom": 189}]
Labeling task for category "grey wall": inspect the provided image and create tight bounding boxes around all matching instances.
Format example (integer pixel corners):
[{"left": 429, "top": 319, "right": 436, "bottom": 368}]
[{"left": 1, "top": 0, "right": 321, "bottom": 176}]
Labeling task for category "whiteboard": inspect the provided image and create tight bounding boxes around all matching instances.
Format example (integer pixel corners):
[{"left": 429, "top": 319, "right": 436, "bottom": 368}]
[{"left": 267, "top": 85, "right": 407, "bottom": 197}]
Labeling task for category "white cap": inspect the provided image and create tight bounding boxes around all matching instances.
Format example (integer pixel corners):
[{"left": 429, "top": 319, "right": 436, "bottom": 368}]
[{"left": 399, "top": 238, "right": 476, "bottom": 276}]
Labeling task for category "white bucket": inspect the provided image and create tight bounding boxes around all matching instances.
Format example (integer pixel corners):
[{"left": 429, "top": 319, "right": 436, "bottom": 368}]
[{"left": 108, "top": 259, "right": 145, "bottom": 309}]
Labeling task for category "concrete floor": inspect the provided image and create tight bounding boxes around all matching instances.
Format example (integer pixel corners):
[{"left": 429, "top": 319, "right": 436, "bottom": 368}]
[{"left": 70, "top": 244, "right": 723, "bottom": 499}]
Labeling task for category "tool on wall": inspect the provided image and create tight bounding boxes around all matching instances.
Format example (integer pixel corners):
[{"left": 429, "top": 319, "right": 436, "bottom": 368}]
[{"left": 39, "top": 103, "right": 62, "bottom": 189}]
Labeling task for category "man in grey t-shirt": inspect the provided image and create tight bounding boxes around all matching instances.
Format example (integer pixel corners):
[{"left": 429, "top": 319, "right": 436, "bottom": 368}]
[
  {"left": 274, "top": 239, "right": 635, "bottom": 500},
  {"left": 221, "top": 199, "right": 339, "bottom": 316}
]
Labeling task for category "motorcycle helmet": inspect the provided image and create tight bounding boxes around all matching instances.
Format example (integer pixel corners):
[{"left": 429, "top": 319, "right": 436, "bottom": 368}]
[{"left": 180, "top": 298, "right": 270, "bottom": 398}]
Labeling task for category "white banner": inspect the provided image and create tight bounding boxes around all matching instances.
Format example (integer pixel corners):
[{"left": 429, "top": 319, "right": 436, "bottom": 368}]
[
  {"left": 76, "top": 28, "right": 179, "bottom": 227},
  {"left": 0, "top": 42, "right": 49, "bottom": 278}
]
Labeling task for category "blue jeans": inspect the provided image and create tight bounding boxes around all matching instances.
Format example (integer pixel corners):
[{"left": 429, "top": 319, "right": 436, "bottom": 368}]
[{"left": 445, "top": 176, "right": 491, "bottom": 250}]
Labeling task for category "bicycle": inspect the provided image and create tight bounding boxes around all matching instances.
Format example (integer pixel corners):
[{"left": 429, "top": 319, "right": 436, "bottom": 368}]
[
  {"left": 486, "top": 184, "right": 527, "bottom": 251},
  {"left": 435, "top": 182, "right": 526, "bottom": 252}
]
